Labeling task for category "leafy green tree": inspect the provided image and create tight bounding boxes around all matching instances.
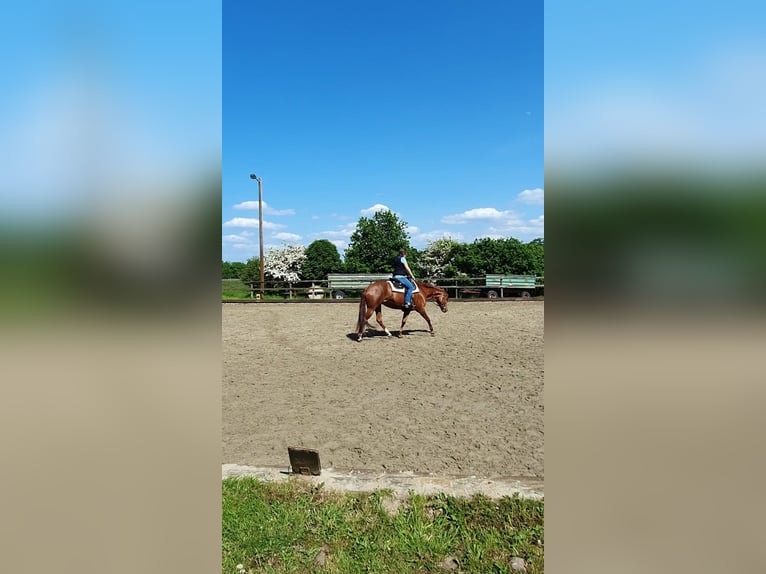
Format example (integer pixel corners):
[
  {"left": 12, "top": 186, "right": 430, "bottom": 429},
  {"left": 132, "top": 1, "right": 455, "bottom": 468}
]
[
  {"left": 222, "top": 261, "right": 245, "bottom": 279},
  {"left": 344, "top": 210, "right": 411, "bottom": 273},
  {"left": 455, "top": 238, "right": 496, "bottom": 276},
  {"left": 455, "top": 237, "right": 527, "bottom": 276},
  {"left": 523, "top": 238, "right": 545, "bottom": 277},
  {"left": 301, "top": 240, "right": 343, "bottom": 280},
  {"left": 406, "top": 246, "right": 422, "bottom": 277},
  {"left": 238, "top": 257, "right": 261, "bottom": 284}
]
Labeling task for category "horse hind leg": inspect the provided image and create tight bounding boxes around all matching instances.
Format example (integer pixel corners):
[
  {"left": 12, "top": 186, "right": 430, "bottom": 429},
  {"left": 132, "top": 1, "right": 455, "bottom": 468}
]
[
  {"left": 359, "top": 306, "right": 377, "bottom": 340},
  {"left": 375, "top": 305, "right": 392, "bottom": 337}
]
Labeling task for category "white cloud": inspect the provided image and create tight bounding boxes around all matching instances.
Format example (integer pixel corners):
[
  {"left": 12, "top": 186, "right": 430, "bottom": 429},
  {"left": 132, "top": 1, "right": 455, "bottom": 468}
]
[
  {"left": 222, "top": 217, "right": 286, "bottom": 230},
  {"left": 442, "top": 207, "right": 521, "bottom": 224},
  {"left": 233, "top": 200, "right": 295, "bottom": 215},
  {"left": 273, "top": 232, "right": 301, "bottom": 241},
  {"left": 316, "top": 230, "right": 350, "bottom": 239},
  {"left": 307, "top": 224, "right": 358, "bottom": 253},
  {"left": 222, "top": 232, "right": 253, "bottom": 242},
  {"left": 265, "top": 202, "right": 295, "bottom": 216},
  {"left": 486, "top": 213, "right": 544, "bottom": 239},
  {"left": 232, "top": 201, "right": 258, "bottom": 210},
  {"left": 360, "top": 203, "right": 390, "bottom": 217},
  {"left": 311, "top": 222, "right": 357, "bottom": 241},
  {"left": 516, "top": 188, "right": 544, "bottom": 205}
]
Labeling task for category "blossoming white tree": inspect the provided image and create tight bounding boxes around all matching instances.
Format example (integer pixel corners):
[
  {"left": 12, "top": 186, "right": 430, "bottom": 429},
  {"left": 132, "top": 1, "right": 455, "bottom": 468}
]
[
  {"left": 264, "top": 243, "right": 306, "bottom": 297},
  {"left": 419, "top": 238, "right": 461, "bottom": 280}
]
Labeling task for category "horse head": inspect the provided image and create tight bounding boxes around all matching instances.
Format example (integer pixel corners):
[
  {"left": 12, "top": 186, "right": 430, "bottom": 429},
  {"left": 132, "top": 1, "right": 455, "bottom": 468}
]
[
  {"left": 435, "top": 289, "right": 448, "bottom": 313},
  {"left": 422, "top": 283, "right": 448, "bottom": 313}
]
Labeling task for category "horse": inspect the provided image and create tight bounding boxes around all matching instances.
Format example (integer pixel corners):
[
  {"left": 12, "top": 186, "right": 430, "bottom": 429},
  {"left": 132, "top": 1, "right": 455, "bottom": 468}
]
[{"left": 355, "top": 279, "right": 449, "bottom": 341}]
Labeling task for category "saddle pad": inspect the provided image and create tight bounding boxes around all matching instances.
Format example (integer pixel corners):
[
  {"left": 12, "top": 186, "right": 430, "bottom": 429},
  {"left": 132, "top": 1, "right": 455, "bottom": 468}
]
[{"left": 387, "top": 280, "right": 419, "bottom": 294}]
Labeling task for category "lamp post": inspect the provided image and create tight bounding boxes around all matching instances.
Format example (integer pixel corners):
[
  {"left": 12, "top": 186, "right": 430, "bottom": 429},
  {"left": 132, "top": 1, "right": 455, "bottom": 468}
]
[{"left": 249, "top": 173, "right": 265, "bottom": 299}]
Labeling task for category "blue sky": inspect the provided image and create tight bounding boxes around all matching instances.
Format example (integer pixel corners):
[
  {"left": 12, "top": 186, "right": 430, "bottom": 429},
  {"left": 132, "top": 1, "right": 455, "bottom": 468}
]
[
  {"left": 545, "top": 0, "right": 766, "bottom": 172},
  {"left": 223, "top": 0, "right": 543, "bottom": 262},
  {"left": 1, "top": 1, "right": 221, "bottom": 224}
]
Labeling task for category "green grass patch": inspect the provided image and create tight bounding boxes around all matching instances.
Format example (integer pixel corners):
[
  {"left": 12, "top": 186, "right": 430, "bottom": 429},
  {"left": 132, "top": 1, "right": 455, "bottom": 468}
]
[
  {"left": 223, "top": 477, "right": 544, "bottom": 573},
  {"left": 222, "top": 279, "right": 251, "bottom": 299},
  {"left": 222, "top": 280, "right": 299, "bottom": 300}
]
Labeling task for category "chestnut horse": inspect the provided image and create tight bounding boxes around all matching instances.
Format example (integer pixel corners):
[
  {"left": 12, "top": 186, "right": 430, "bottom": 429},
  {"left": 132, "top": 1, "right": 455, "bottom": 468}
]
[{"left": 355, "top": 280, "right": 449, "bottom": 341}]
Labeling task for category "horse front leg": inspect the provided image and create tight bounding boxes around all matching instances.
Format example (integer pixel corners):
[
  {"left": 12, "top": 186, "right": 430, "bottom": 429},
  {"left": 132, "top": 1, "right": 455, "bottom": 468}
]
[
  {"left": 417, "top": 307, "right": 435, "bottom": 335},
  {"left": 398, "top": 309, "right": 413, "bottom": 338},
  {"left": 375, "top": 306, "right": 392, "bottom": 337}
]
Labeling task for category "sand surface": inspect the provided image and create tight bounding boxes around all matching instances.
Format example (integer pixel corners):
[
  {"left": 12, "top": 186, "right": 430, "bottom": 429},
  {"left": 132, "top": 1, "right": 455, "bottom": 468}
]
[{"left": 223, "top": 300, "right": 543, "bottom": 478}]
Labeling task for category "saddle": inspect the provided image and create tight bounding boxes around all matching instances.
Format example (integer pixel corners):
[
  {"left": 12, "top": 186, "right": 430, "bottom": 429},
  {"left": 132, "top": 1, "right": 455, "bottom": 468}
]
[{"left": 387, "top": 277, "right": 419, "bottom": 294}]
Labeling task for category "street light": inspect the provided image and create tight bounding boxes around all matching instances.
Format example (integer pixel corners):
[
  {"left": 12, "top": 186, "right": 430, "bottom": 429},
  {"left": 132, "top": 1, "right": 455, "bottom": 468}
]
[{"left": 249, "top": 173, "right": 265, "bottom": 299}]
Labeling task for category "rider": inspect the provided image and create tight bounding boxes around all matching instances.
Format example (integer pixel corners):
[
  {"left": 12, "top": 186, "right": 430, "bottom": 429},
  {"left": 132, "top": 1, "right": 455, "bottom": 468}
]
[{"left": 393, "top": 248, "right": 416, "bottom": 309}]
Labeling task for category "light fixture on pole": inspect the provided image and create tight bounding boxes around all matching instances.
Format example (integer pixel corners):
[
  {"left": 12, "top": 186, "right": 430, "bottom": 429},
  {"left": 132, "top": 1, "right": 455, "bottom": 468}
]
[{"left": 249, "top": 173, "right": 265, "bottom": 299}]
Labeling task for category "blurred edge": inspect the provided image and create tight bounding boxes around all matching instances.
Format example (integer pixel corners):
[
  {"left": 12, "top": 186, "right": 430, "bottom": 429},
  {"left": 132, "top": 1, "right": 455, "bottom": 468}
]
[
  {"left": 546, "top": 2, "right": 766, "bottom": 570},
  {"left": 546, "top": 166, "right": 766, "bottom": 574},
  {"left": 0, "top": 2, "right": 222, "bottom": 574},
  {"left": 547, "top": 168, "right": 766, "bottom": 315}
]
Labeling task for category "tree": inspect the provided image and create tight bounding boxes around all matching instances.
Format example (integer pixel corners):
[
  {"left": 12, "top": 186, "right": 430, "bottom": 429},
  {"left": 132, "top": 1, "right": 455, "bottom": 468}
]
[
  {"left": 301, "top": 240, "right": 343, "bottom": 280},
  {"left": 264, "top": 244, "right": 306, "bottom": 296},
  {"left": 344, "top": 210, "right": 410, "bottom": 273},
  {"left": 455, "top": 237, "right": 526, "bottom": 276},
  {"left": 406, "top": 246, "right": 422, "bottom": 277},
  {"left": 238, "top": 257, "right": 261, "bottom": 284},
  {"left": 524, "top": 238, "right": 545, "bottom": 277},
  {"left": 222, "top": 261, "right": 245, "bottom": 279},
  {"left": 418, "top": 238, "right": 462, "bottom": 280}
]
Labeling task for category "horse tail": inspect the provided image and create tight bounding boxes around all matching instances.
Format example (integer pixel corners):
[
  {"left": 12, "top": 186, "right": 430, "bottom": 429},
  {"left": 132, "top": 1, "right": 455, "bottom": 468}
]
[{"left": 356, "top": 290, "right": 368, "bottom": 336}]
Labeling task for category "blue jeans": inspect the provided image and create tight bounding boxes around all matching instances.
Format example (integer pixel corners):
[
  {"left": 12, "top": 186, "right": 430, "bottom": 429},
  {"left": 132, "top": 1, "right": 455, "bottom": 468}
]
[{"left": 394, "top": 275, "right": 414, "bottom": 305}]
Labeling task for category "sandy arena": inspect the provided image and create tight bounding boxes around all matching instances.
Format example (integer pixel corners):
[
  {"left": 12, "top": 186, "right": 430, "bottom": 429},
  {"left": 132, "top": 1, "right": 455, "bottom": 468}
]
[{"left": 223, "top": 300, "right": 543, "bottom": 479}]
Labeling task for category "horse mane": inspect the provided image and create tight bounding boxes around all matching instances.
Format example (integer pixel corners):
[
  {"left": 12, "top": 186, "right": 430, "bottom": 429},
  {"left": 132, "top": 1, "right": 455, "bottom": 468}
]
[{"left": 416, "top": 281, "right": 447, "bottom": 296}]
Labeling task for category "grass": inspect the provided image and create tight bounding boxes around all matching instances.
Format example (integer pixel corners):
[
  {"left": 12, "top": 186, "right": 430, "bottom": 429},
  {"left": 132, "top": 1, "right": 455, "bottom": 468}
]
[
  {"left": 222, "top": 280, "right": 313, "bottom": 301},
  {"left": 223, "top": 477, "right": 544, "bottom": 573},
  {"left": 222, "top": 279, "right": 252, "bottom": 299}
]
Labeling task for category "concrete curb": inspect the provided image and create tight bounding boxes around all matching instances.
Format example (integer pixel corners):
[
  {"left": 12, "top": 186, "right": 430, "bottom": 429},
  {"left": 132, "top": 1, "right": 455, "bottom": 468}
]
[{"left": 222, "top": 464, "right": 544, "bottom": 500}]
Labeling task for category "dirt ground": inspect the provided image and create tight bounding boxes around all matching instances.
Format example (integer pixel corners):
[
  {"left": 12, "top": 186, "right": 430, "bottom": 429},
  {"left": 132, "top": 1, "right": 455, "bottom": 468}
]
[{"left": 222, "top": 300, "right": 543, "bottom": 478}]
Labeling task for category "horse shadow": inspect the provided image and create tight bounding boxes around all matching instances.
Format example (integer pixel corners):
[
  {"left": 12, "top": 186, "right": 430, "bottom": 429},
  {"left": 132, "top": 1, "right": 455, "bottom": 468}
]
[{"left": 345, "top": 328, "right": 430, "bottom": 341}]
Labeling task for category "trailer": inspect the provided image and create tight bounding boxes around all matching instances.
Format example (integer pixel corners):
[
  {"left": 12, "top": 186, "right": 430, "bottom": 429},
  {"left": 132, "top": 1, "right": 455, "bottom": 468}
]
[
  {"left": 326, "top": 273, "right": 392, "bottom": 299},
  {"left": 327, "top": 273, "right": 543, "bottom": 300},
  {"left": 482, "top": 274, "right": 542, "bottom": 299}
]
